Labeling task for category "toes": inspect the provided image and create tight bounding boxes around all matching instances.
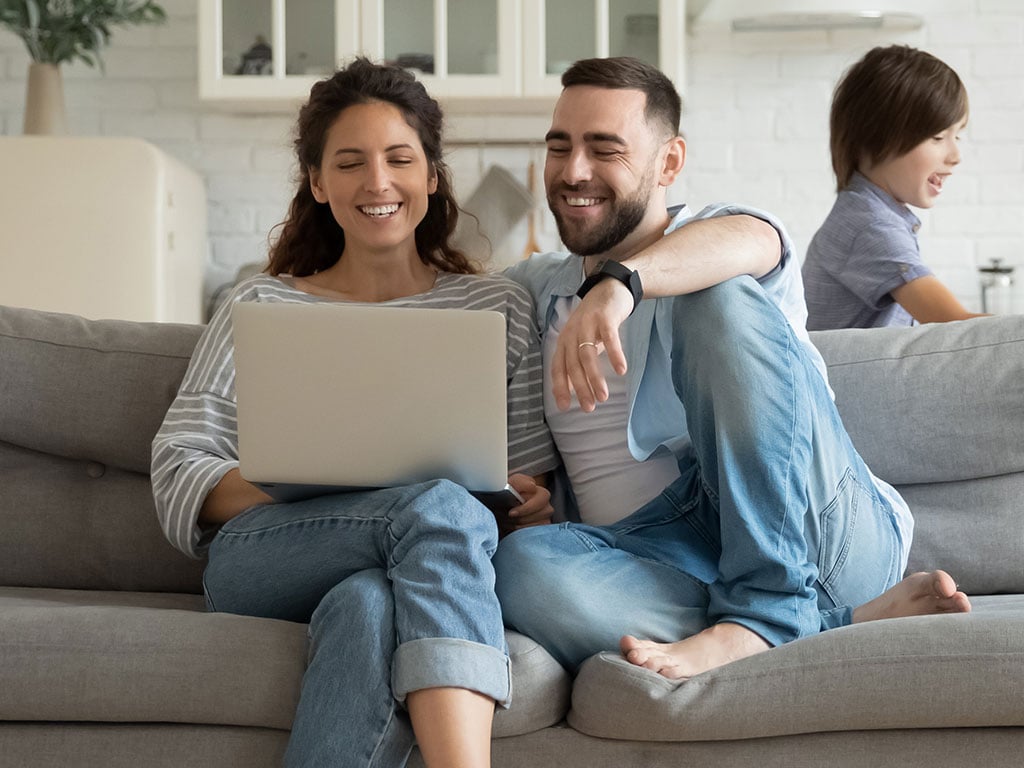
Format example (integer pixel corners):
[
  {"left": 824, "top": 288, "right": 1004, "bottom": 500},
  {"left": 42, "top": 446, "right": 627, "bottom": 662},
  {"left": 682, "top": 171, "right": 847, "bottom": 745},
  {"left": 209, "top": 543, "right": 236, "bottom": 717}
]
[
  {"left": 638, "top": 654, "right": 663, "bottom": 672},
  {"left": 644, "top": 656, "right": 689, "bottom": 680},
  {"left": 619, "top": 634, "right": 643, "bottom": 654},
  {"left": 624, "top": 647, "right": 649, "bottom": 665},
  {"left": 929, "top": 570, "right": 958, "bottom": 600},
  {"left": 635, "top": 652, "right": 673, "bottom": 676},
  {"left": 936, "top": 591, "right": 972, "bottom": 614}
]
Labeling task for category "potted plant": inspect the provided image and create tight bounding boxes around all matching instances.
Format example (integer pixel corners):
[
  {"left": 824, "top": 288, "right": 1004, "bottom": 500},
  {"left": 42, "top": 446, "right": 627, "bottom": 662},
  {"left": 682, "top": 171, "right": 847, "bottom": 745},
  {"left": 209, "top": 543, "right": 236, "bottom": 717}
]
[{"left": 0, "top": 1, "right": 167, "bottom": 134}]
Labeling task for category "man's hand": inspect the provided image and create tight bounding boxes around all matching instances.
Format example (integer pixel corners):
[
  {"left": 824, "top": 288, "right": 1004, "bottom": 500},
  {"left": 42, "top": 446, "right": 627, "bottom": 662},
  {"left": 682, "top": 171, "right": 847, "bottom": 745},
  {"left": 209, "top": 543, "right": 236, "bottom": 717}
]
[
  {"left": 552, "top": 278, "right": 633, "bottom": 412},
  {"left": 506, "top": 473, "right": 554, "bottom": 529}
]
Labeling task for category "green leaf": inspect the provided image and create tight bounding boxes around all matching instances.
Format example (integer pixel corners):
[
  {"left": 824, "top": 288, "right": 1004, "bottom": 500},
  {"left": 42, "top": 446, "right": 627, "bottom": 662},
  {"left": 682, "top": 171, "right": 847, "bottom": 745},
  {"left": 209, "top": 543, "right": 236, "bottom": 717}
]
[{"left": 0, "top": 0, "right": 168, "bottom": 68}]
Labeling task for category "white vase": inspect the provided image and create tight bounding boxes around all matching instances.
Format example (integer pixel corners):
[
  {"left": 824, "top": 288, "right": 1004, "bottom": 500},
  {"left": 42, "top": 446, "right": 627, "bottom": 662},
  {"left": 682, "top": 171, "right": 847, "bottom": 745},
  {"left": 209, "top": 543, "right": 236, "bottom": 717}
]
[{"left": 23, "top": 62, "right": 68, "bottom": 135}]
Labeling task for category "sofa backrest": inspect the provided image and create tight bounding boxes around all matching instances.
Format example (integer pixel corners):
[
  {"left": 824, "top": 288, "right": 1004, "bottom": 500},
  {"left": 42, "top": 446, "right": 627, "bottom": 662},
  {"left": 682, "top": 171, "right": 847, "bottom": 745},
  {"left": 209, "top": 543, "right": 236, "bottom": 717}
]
[
  {"left": 2, "top": 304, "right": 1022, "bottom": 596},
  {"left": 0, "top": 305, "right": 205, "bottom": 593},
  {"left": 811, "top": 315, "right": 1024, "bottom": 595}
]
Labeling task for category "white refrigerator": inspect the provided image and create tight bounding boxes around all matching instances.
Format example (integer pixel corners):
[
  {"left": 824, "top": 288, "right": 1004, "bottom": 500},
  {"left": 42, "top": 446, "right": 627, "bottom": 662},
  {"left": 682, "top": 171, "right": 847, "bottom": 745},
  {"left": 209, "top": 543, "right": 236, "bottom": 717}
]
[{"left": 0, "top": 137, "right": 207, "bottom": 324}]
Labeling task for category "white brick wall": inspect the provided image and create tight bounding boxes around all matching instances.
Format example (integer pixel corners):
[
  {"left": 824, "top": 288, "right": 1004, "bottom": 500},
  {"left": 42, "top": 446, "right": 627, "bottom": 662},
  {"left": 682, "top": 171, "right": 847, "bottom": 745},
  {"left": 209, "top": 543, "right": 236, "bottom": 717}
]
[
  {"left": 1, "top": 0, "right": 1021, "bottom": 312},
  {"left": 684, "top": 3, "right": 1024, "bottom": 312}
]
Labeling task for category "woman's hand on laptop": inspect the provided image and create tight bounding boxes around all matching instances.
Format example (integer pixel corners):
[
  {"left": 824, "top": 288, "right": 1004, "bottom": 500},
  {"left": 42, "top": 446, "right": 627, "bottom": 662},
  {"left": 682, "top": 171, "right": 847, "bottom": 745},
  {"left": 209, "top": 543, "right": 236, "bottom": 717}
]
[{"left": 506, "top": 473, "right": 554, "bottom": 529}]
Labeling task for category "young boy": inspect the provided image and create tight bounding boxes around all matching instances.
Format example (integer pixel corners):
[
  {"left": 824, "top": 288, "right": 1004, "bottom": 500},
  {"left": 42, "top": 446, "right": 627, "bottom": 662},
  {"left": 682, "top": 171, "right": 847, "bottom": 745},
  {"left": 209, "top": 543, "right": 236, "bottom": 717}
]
[{"left": 803, "top": 45, "right": 986, "bottom": 330}]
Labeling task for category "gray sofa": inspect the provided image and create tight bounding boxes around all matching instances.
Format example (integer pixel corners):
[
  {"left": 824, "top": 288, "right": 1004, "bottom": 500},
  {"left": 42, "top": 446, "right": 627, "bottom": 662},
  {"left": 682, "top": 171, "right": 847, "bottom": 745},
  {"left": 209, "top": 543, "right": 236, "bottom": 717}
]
[{"left": 1, "top": 302, "right": 1022, "bottom": 768}]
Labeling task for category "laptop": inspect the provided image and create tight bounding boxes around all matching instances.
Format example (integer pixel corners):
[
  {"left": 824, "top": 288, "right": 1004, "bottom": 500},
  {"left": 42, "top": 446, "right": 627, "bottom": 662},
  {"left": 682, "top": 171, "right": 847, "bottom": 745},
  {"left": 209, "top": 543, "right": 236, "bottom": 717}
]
[{"left": 231, "top": 301, "right": 524, "bottom": 515}]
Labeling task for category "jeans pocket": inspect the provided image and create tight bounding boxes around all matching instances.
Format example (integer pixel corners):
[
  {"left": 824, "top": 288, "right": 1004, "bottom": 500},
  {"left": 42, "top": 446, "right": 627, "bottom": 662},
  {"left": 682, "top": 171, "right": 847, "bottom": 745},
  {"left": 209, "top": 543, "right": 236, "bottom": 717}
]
[
  {"left": 817, "top": 469, "right": 861, "bottom": 583},
  {"left": 816, "top": 469, "right": 897, "bottom": 607}
]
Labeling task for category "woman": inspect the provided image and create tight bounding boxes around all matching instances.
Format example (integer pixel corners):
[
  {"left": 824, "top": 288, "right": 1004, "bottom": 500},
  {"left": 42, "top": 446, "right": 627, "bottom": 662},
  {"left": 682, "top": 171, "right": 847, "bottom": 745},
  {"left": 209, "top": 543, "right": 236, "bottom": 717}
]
[{"left": 152, "top": 58, "right": 558, "bottom": 768}]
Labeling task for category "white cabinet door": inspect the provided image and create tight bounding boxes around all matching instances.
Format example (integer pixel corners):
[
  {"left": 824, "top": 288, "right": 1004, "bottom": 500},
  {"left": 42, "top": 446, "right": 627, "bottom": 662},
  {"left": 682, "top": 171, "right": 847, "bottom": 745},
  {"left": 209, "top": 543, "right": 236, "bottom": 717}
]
[
  {"left": 522, "top": 0, "right": 686, "bottom": 97},
  {"left": 199, "top": 0, "right": 358, "bottom": 102},
  {"left": 359, "top": 0, "right": 521, "bottom": 99},
  {"left": 199, "top": 0, "right": 686, "bottom": 106}
]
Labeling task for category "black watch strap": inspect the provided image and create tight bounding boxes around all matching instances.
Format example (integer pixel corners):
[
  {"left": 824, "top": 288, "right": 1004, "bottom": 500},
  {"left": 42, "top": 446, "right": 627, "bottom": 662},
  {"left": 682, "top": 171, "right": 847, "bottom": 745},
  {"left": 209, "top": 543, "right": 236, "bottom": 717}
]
[{"left": 576, "top": 260, "right": 644, "bottom": 315}]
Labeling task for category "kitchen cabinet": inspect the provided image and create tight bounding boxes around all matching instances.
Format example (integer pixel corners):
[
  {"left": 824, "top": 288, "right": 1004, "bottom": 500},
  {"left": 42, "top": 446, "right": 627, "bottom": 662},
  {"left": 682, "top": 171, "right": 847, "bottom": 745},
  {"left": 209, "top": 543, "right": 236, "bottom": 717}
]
[
  {"left": 199, "top": 0, "right": 688, "bottom": 110},
  {"left": 522, "top": 0, "right": 686, "bottom": 98}
]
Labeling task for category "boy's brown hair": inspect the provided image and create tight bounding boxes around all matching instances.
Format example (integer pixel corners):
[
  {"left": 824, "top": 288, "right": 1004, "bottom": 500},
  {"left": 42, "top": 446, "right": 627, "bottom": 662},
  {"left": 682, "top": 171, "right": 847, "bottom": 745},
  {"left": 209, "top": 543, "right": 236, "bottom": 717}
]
[{"left": 830, "top": 45, "right": 968, "bottom": 191}]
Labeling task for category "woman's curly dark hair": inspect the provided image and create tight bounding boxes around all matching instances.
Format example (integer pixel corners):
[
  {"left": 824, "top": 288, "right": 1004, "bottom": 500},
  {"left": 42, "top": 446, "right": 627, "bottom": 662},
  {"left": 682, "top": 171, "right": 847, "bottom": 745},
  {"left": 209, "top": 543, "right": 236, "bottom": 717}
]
[{"left": 267, "top": 57, "right": 475, "bottom": 276}]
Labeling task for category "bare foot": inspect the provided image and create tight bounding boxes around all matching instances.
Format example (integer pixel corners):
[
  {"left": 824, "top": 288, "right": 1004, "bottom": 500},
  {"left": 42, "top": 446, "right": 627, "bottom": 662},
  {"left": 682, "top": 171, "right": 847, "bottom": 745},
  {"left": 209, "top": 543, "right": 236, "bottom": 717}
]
[
  {"left": 620, "top": 622, "right": 770, "bottom": 680},
  {"left": 852, "top": 570, "right": 971, "bottom": 623}
]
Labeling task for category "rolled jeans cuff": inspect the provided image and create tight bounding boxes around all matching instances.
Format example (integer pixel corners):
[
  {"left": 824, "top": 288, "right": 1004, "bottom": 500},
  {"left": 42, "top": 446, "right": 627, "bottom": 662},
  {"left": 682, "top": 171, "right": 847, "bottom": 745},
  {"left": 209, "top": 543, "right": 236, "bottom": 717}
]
[
  {"left": 392, "top": 637, "right": 512, "bottom": 708},
  {"left": 719, "top": 615, "right": 802, "bottom": 649}
]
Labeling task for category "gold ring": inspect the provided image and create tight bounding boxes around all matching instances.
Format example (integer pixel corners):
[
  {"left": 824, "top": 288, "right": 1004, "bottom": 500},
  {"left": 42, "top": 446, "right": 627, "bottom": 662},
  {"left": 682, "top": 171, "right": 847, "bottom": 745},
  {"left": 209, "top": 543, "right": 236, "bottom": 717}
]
[{"left": 578, "top": 341, "right": 599, "bottom": 350}]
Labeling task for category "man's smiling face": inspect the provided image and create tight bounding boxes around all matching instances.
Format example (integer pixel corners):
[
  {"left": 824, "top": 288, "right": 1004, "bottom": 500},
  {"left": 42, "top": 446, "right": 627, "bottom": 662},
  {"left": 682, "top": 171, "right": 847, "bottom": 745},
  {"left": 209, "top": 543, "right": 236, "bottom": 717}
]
[{"left": 544, "top": 86, "right": 663, "bottom": 257}]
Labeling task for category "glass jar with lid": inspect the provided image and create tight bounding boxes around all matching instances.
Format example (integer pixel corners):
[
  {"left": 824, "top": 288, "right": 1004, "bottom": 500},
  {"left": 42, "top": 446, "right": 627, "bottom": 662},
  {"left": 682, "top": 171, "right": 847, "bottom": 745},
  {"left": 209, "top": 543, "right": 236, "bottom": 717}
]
[{"left": 978, "top": 258, "right": 1015, "bottom": 314}]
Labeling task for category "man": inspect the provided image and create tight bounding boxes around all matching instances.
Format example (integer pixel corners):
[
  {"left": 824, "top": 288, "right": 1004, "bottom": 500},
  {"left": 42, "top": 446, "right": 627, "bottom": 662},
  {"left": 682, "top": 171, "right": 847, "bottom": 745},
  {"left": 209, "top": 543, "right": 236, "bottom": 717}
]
[{"left": 497, "top": 57, "right": 970, "bottom": 680}]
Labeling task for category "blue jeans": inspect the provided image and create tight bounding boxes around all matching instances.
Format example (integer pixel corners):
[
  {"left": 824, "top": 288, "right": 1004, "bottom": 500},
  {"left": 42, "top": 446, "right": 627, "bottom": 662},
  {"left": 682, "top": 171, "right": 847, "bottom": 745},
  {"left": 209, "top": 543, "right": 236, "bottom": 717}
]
[
  {"left": 494, "top": 277, "right": 904, "bottom": 671},
  {"left": 203, "top": 479, "right": 510, "bottom": 768}
]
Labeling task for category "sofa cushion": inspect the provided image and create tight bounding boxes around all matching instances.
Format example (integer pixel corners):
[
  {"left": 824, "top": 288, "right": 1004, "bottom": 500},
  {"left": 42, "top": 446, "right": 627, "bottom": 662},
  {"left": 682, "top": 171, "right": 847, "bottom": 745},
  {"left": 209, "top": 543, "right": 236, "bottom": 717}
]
[
  {"left": 811, "top": 316, "right": 1024, "bottom": 593},
  {"left": 0, "top": 587, "right": 570, "bottom": 738},
  {"left": 0, "top": 588, "right": 304, "bottom": 730},
  {"left": 810, "top": 315, "right": 1024, "bottom": 486},
  {"left": 0, "top": 305, "right": 202, "bottom": 475},
  {"left": 0, "top": 442, "right": 205, "bottom": 592},
  {"left": 500, "top": 631, "right": 572, "bottom": 736},
  {"left": 0, "top": 723, "right": 289, "bottom": 768},
  {"left": 901, "top": 473, "right": 1024, "bottom": 594},
  {"left": 0, "top": 305, "right": 206, "bottom": 592},
  {"left": 568, "top": 595, "right": 1024, "bottom": 741}
]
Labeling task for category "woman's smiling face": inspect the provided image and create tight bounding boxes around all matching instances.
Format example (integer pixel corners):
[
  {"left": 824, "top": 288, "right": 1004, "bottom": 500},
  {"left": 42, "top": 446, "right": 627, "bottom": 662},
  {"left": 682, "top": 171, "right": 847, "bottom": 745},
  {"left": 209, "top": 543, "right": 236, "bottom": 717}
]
[{"left": 310, "top": 100, "right": 437, "bottom": 256}]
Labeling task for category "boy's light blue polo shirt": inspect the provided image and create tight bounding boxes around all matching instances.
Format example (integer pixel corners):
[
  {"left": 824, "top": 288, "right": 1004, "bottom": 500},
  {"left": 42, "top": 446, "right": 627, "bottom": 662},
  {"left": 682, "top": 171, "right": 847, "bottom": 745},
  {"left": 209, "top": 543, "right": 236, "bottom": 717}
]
[{"left": 802, "top": 172, "right": 934, "bottom": 330}]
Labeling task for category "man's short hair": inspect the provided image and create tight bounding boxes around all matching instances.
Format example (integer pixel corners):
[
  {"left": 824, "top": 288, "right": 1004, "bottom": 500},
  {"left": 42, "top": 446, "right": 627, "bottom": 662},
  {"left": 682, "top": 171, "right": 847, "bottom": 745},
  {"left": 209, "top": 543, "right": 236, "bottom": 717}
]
[
  {"left": 830, "top": 45, "right": 969, "bottom": 191},
  {"left": 561, "top": 57, "right": 681, "bottom": 141}
]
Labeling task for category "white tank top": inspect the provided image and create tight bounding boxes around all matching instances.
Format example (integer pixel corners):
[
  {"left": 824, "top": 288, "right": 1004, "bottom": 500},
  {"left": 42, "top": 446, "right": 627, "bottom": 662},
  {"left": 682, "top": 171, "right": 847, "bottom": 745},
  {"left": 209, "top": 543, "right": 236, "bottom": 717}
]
[{"left": 543, "top": 296, "right": 681, "bottom": 526}]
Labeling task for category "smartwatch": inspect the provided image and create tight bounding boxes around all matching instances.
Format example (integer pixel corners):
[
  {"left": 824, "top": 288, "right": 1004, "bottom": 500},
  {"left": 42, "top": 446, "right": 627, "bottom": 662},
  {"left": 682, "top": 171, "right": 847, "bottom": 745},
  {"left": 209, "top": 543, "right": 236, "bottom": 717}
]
[{"left": 576, "top": 260, "right": 644, "bottom": 315}]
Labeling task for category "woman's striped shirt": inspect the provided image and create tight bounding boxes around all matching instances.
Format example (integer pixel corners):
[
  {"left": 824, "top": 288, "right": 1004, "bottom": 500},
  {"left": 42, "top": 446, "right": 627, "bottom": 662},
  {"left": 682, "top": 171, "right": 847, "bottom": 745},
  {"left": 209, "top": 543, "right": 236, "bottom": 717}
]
[{"left": 152, "top": 272, "right": 558, "bottom": 558}]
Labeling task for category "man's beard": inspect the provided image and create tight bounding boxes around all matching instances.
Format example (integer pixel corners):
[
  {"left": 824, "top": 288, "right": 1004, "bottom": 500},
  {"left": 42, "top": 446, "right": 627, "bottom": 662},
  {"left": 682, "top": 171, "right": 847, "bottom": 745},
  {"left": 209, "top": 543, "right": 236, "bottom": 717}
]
[{"left": 549, "top": 176, "right": 653, "bottom": 257}]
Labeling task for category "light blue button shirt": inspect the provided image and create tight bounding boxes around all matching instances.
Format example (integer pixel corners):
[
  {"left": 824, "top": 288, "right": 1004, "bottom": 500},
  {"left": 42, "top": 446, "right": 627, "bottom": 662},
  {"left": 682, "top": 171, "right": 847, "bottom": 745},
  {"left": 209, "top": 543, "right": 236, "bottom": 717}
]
[{"left": 505, "top": 202, "right": 829, "bottom": 464}]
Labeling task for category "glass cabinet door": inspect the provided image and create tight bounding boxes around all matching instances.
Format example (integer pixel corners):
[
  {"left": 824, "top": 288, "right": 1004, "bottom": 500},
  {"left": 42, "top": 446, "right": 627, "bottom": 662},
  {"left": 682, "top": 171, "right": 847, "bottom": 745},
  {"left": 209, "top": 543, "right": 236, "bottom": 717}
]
[
  {"left": 200, "top": 0, "right": 357, "bottom": 101},
  {"left": 382, "top": 0, "right": 435, "bottom": 74},
  {"left": 199, "top": 0, "right": 685, "bottom": 107},
  {"left": 609, "top": 0, "right": 660, "bottom": 66},
  {"left": 523, "top": 0, "right": 684, "bottom": 98},
  {"left": 363, "top": 0, "right": 518, "bottom": 98},
  {"left": 286, "top": 0, "right": 337, "bottom": 76},
  {"left": 218, "top": 0, "right": 337, "bottom": 77},
  {"left": 221, "top": 0, "right": 274, "bottom": 77},
  {"left": 218, "top": 0, "right": 337, "bottom": 76},
  {"left": 544, "top": 0, "right": 596, "bottom": 77},
  {"left": 447, "top": 0, "right": 500, "bottom": 75}
]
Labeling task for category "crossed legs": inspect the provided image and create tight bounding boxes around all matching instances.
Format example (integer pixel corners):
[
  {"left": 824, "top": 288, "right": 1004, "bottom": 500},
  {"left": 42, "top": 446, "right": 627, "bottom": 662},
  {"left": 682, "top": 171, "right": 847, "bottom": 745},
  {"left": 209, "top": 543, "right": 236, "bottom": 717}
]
[
  {"left": 497, "top": 277, "right": 970, "bottom": 683},
  {"left": 618, "top": 281, "right": 971, "bottom": 679},
  {"left": 203, "top": 480, "right": 507, "bottom": 767},
  {"left": 621, "top": 570, "right": 972, "bottom": 679}
]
